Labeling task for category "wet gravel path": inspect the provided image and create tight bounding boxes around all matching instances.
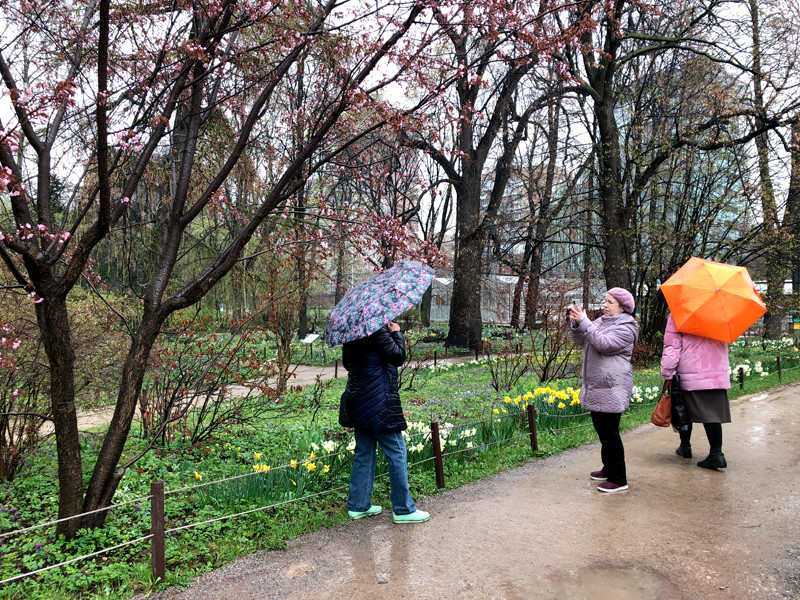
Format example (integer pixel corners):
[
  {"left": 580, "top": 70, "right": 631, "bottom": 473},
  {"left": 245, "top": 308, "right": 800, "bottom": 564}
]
[{"left": 139, "top": 385, "right": 800, "bottom": 600}]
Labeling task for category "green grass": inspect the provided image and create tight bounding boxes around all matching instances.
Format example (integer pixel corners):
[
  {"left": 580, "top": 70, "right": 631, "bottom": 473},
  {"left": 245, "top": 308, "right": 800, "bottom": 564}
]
[{"left": 1, "top": 345, "right": 797, "bottom": 600}]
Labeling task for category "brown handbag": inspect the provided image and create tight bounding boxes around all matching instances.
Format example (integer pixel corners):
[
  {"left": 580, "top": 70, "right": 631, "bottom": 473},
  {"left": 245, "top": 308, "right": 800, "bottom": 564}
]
[{"left": 651, "top": 380, "right": 672, "bottom": 427}]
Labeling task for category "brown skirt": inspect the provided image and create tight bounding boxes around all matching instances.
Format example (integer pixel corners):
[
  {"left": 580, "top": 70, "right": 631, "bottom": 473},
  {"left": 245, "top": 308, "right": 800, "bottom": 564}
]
[{"left": 682, "top": 389, "right": 731, "bottom": 423}]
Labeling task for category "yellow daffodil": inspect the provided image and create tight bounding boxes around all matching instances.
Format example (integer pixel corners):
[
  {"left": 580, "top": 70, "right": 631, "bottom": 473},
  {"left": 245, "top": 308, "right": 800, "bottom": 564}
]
[
  {"left": 306, "top": 463, "right": 316, "bottom": 472},
  {"left": 504, "top": 396, "right": 512, "bottom": 403},
  {"left": 253, "top": 452, "right": 261, "bottom": 461},
  {"left": 194, "top": 471, "right": 202, "bottom": 480},
  {"left": 558, "top": 402, "right": 566, "bottom": 409},
  {"left": 323, "top": 465, "right": 330, "bottom": 473},
  {"left": 290, "top": 459, "right": 298, "bottom": 469},
  {"left": 493, "top": 408, "right": 499, "bottom": 414}
]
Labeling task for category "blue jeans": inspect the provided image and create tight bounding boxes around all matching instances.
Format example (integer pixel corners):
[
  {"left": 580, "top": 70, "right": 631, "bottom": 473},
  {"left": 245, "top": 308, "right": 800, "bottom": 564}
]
[{"left": 348, "top": 428, "right": 416, "bottom": 515}]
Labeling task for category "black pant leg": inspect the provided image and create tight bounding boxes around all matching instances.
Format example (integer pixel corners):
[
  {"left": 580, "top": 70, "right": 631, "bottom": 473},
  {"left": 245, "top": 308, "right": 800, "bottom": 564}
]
[
  {"left": 703, "top": 422, "right": 723, "bottom": 454},
  {"left": 591, "top": 411, "right": 627, "bottom": 486},
  {"left": 679, "top": 422, "right": 693, "bottom": 447}
]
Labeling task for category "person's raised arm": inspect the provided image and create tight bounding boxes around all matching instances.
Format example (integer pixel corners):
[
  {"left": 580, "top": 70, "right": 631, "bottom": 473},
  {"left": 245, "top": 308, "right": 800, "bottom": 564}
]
[{"left": 374, "top": 323, "right": 406, "bottom": 366}]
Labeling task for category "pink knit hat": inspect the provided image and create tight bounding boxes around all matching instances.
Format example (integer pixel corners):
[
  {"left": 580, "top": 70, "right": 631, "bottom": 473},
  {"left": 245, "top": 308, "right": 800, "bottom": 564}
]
[{"left": 607, "top": 287, "right": 635, "bottom": 314}]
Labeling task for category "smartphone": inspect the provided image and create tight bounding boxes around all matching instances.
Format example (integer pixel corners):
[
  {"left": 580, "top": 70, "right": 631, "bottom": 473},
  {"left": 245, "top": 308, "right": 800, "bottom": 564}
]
[{"left": 565, "top": 300, "right": 576, "bottom": 323}]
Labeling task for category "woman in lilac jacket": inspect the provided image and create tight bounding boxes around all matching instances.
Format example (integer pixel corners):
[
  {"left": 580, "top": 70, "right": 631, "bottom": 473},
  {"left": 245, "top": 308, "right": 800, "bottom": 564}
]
[
  {"left": 570, "top": 288, "right": 639, "bottom": 493},
  {"left": 660, "top": 314, "right": 731, "bottom": 470}
]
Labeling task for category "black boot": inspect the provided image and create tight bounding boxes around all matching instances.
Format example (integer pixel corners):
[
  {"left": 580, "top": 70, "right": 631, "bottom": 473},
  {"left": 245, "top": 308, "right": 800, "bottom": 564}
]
[
  {"left": 697, "top": 452, "right": 727, "bottom": 470},
  {"left": 675, "top": 445, "right": 692, "bottom": 458}
]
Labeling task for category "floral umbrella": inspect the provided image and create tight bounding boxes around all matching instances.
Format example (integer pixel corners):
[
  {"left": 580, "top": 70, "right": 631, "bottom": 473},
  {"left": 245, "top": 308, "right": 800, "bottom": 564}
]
[
  {"left": 660, "top": 257, "right": 767, "bottom": 343},
  {"left": 324, "top": 260, "right": 436, "bottom": 347}
]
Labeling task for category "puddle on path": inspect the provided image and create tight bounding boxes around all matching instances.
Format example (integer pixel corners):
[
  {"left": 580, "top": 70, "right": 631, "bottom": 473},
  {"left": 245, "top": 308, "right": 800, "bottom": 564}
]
[{"left": 546, "top": 566, "right": 667, "bottom": 600}]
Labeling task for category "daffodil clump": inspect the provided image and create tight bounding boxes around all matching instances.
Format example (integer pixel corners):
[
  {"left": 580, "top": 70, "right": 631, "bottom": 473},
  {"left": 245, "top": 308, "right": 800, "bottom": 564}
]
[
  {"left": 192, "top": 431, "right": 357, "bottom": 508},
  {"left": 497, "top": 386, "right": 582, "bottom": 412},
  {"left": 729, "top": 359, "right": 771, "bottom": 378},
  {"left": 731, "top": 336, "right": 794, "bottom": 350},
  {"left": 631, "top": 385, "right": 661, "bottom": 404},
  {"left": 426, "top": 358, "right": 486, "bottom": 372},
  {"left": 402, "top": 421, "right": 478, "bottom": 454}
]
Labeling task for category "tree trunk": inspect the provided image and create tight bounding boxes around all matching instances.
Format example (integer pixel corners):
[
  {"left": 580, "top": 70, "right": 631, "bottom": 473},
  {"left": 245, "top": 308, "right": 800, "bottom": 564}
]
[
  {"left": 81, "top": 314, "right": 164, "bottom": 527},
  {"left": 524, "top": 245, "right": 543, "bottom": 329},
  {"left": 788, "top": 117, "right": 800, "bottom": 296},
  {"left": 335, "top": 244, "right": 347, "bottom": 305},
  {"left": 595, "top": 97, "right": 631, "bottom": 290},
  {"left": 36, "top": 297, "right": 84, "bottom": 538},
  {"left": 447, "top": 173, "right": 483, "bottom": 349},
  {"left": 420, "top": 286, "right": 432, "bottom": 327},
  {"left": 523, "top": 101, "right": 559, "bottom": 330},
  {"left": 750, "top": 0, "right": 783, "bottom": 338},
  {"left": 446, "top": 237, "right": 484, "bottom": 348},
  {"left": 510, "top": 272, "right": 525, "bottom": 329}
]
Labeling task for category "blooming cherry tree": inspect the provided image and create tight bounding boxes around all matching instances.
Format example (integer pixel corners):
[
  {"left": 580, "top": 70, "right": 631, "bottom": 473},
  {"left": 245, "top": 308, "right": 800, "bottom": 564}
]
[{"left": 0, "top": 0, "right": 442, "bottom": 536}]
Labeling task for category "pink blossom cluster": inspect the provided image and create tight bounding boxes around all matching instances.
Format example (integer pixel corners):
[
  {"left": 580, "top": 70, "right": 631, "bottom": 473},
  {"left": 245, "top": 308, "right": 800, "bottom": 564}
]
[
  {"left": 6, "top": 223, "right": 71, "bottom": 246},
  {"left": 1, "top": 323, "right": 22, "bottom": 370},
  {"left": 0, "top": 167, "right": 14, "bottom": 192},
  {"left": 83, "top": 258, "right": 104, "bottom": 288},
  {"left": 113, "top": 130, "right": 145, "bottom": 152},
  {"left": 0, "top": 130, "right": 20, "bottom": 154},
  {"left": 0, "top": 168, "right": 25, "bottom": 197}
]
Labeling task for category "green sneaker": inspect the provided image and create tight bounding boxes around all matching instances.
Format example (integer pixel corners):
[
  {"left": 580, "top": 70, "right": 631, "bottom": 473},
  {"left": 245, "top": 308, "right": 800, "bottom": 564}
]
[
  {"left": 348, "top": 505, "right": 382, "bottom": 519},
  {"left": 392, "top": 509, "right": 430, "bottom": 524}
]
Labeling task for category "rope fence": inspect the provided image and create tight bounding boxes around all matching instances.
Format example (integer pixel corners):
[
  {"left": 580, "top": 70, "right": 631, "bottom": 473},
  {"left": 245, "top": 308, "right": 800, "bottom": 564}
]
[
  {"left": 2, "top": 354, "right": 796, "bottom": 587},
  {"left": 0, "top": 493, "right": 153, "bottom": 542}
]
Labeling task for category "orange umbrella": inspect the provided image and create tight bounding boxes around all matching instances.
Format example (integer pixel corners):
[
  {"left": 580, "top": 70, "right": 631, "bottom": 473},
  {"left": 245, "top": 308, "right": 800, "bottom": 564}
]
[{"left": 660, "top": 257, "right": 767, "bottom": 343}]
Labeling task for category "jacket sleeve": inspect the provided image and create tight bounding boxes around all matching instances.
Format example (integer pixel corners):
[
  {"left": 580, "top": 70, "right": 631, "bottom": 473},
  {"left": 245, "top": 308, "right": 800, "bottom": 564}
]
[
  {"left": 660, "top": 314, "right": 682, "bottom": 380},
  {"left": 570, "top": 319, "right": 587, "bottom": 345},
  {"left": 372, "top": 327, "right": 406, "bottom": 367},
  {"left": 575, "top": 317, "right": 637, "bottom": 355},
  {"left": 342, "top": 343, "right": 352, "bottom": 371}
]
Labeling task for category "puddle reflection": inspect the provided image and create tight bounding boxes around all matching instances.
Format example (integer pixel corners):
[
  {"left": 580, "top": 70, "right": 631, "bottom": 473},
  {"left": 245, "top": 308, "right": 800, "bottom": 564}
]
[
  {"left": 548, "top": 566, "right": 665, "bottom": 599},
  {"left": 345, "top": 525, "right": 411, "bottom": 587}
]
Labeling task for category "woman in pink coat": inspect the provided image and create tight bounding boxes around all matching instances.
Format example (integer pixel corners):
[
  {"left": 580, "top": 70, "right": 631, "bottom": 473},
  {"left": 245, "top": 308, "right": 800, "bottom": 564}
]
[{"left": 660, "top": 314, "right": 731, "bottom": 470}]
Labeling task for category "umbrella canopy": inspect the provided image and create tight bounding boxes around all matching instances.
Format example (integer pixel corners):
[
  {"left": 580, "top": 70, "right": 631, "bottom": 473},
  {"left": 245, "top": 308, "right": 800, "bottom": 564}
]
[
  {"left": 323, "top": 260, "right": 436, "bottom": 347},
  {"left": 660, "top": 257, "right": 767, "bottom": 343}
]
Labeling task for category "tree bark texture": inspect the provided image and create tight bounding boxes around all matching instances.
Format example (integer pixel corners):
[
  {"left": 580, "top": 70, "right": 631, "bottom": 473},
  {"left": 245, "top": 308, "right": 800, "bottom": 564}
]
[{"left": 36, "top": 297, "right": 84, "bottom": 538}]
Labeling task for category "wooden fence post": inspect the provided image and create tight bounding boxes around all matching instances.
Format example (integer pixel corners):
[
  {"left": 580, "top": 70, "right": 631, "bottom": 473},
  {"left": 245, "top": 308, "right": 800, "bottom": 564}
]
[
  {"left": 777, "top": 356, "right": 782, "bottom": 381},
  {"left": 527, "top": 404, "right": 538, "bottom": 452},
  {"left": 738, "top": 366, "right": 744, "bottom": 389},
  {"left": 151, "top": 481, "right": 165, "bottom": 581},
  {"left": 434, "top": 350, "right": 437, "bottom": 368},
  {"left": 430, "top": 422, "right": 446, "bottom": 489}
]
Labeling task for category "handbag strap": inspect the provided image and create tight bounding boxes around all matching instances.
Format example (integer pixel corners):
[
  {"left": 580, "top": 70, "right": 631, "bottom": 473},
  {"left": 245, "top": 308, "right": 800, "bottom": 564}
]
[{"left": 661, "top": 380, "right": 672, "bottom": 396}]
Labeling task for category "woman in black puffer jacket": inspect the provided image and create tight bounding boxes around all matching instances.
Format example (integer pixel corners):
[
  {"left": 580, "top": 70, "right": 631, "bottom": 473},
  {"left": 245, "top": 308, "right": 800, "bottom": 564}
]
[{"left": 339, "top": 322, "right": 430, "bottom": 524}]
